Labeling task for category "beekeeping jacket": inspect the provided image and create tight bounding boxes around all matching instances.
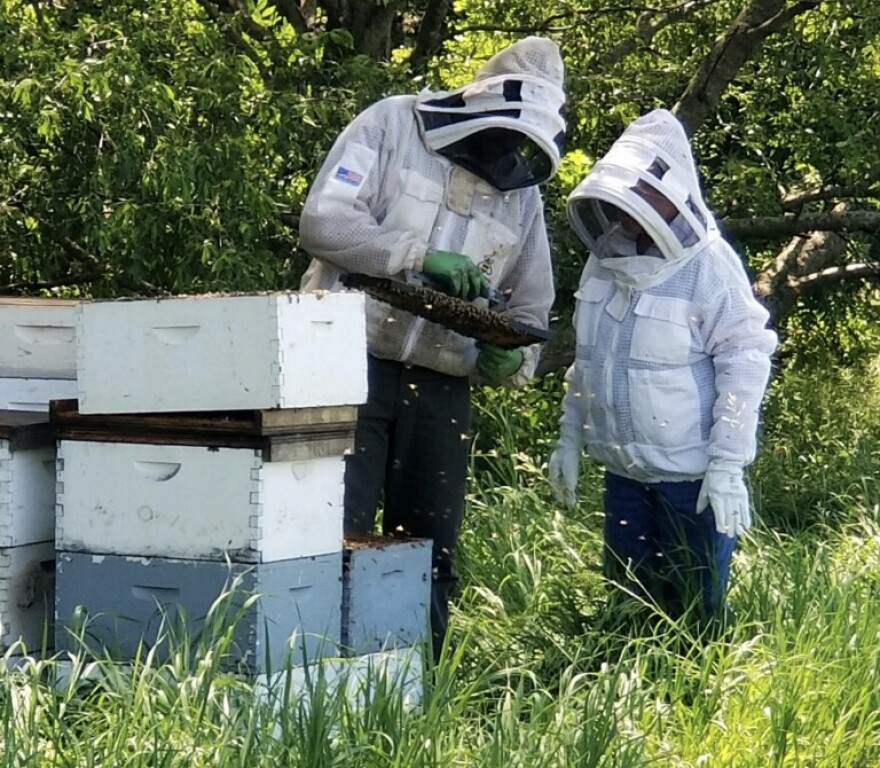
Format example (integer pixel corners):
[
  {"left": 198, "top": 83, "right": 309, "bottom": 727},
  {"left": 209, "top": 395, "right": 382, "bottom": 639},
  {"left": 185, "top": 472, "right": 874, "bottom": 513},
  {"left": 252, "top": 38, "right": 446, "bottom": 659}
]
[
  {"left": 298, "top": 37, "right": 565, "bottom": 385},
  {"left": 561, "top": 109, "right": 777, "bottom": 482}
]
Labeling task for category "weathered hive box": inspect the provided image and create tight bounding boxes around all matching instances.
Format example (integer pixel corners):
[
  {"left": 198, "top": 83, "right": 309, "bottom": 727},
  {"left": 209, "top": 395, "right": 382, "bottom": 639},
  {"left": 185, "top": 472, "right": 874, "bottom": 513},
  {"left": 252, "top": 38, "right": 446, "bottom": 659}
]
[
  {"left": 1, "top": 541, "right": 55, "bottom": 654},
  {"left": 0, "top": 298, "right": 79, "bottom": 380},
  {"left": 76, "top": 292, "right": 367, "bottom": 415},
  {"left": 255, "top": 646, "right": 424, "bottom": 713},
  {"left": 0, "top": 378, "right": 78, "bottom": 412},
  {"left": 55, "top": 551, "right": 342, "bottom": 670},
  {"left": 341, "top": 536, "right": 431, "bottom": 656},
  {"left": 0, "top": 412, "right": 56, "bottom": 548},
  {"left": 52, "top": 401, "right": 356, "bottom": 563}
]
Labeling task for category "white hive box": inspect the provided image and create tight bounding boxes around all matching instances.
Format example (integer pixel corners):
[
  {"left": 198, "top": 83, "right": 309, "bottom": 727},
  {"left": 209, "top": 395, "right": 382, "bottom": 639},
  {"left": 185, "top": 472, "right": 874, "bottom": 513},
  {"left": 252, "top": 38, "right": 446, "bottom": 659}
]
[
  {"left": 0, "top": 298, "right": 79, "bottom": 380},
  {"left": 0, "top": 377, "right": 78, "bottom": 412},
  {"left": 255, "top": 646, "right": 424, "bottom": 715},
  {"left": 52, "top": 401, "right": 357, "bottom": 563},
  {"left": 0, "top": 412, "right": 56, "bottom": 548},
  {"left": 1, "top": 541, "right": 55, "bottom": 654},
  {"left": 56, "top": 441, "right": 344, "bottom": 563},
  {"left": 76, "top": 292, "right": 367, "bottom": 414}
]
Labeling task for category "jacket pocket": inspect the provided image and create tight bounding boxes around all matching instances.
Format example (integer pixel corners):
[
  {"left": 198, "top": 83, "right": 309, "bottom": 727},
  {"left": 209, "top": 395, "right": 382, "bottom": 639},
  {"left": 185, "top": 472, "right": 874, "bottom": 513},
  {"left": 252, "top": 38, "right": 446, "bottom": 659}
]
[
  {"left": 630, "top": 294, "right": 693, "bottom": 365},
  {"left": 628, "top": 367, "right": 702, "bottom": 449},
  {"left": 574, "top": 280, "right": 613, "bottom": 350},
  {"left": 380, "top": 169, "right": 444, "bottom": 243},
  {"left": 460, "top": 212, "right": 520, "bottom": 282}
]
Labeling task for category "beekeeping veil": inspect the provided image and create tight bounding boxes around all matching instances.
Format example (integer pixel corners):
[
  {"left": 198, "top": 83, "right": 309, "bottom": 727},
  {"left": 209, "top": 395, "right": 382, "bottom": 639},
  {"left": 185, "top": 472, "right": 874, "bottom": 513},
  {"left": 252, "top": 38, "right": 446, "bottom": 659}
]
[
  {"left": 415, "top": 37, "right": 567, "bottom": 191},
  {"left": 567, "top": 109, "right": 719, "bottom": 289}
]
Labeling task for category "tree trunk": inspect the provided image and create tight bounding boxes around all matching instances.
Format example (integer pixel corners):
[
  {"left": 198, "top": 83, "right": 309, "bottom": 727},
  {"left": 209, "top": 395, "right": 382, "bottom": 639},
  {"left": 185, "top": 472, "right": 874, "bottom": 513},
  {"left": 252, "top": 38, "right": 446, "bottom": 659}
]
[{"left": 409, "top": 0, "right": 453, "bottom": 72}]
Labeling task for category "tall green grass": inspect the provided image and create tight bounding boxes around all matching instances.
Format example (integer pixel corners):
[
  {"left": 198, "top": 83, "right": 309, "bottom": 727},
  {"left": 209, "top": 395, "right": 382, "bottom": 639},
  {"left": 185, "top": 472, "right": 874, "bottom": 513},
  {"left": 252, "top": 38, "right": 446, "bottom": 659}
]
[{"left": 1, "top": 358, "right": 879, "bottom": 765}]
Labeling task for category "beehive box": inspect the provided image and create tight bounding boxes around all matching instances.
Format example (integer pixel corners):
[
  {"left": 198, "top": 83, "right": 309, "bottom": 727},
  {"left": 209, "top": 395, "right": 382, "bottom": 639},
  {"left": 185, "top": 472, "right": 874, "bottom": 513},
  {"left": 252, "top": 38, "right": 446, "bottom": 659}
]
[
  {"left": 1, "top": 541, "right": 55, "bottom": 654},
  {"left": 255, "top": 646, "right": 424, "bottom": 715},
  {"left": 0, "top": 412, "right": 56, "bottom": 548},
  {"left": 52, "top": 401, "right": 355, "bottom": 563},
  {"left": 0, "top": 298, "right": 79, "bottom": 380},
  {"left": 76, "top": 292, "right": 367, "bottom": 414},
  {"left": 55, "top": 551, "right": 342, "bottom": 670},
  {"left": 341, "top": 536, "right": 431, "bottom": 656},
  {"left": 0, "top": 377, "right": 78, "bottom": 412},
  {"left": 56, "top": 440, "right": 346, "bottom": 563}
]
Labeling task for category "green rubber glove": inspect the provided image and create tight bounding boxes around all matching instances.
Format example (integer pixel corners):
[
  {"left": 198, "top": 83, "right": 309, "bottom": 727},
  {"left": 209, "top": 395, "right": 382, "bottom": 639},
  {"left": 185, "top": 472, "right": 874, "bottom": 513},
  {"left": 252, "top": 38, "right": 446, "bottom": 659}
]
[
  {"left": 475, "top": 342, "right": 524, "bottom": 385},
  {"left": 422, "top": 250, "right": 489, "bottom": 301}
]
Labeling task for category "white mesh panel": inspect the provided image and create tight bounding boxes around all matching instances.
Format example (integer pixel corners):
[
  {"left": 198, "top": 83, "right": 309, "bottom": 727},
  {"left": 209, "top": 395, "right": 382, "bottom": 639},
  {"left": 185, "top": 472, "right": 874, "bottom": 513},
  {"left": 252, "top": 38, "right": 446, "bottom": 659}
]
[{"left": 474, "top": 37, "right": 564, "bottom": 89}]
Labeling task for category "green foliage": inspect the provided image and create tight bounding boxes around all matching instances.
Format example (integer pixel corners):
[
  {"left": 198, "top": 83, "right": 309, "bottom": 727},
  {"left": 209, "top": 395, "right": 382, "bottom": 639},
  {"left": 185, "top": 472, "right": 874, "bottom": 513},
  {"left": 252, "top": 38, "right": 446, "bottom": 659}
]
[
  {"left": 0, "top": 0, "right": 408, "bottom": 296},
  {"left": 470, "top": 371, "right": 566, "bottom": 488},
  {"left": 752, "top": 356, "right": 880, "bottom": 531},
  {"left": 780, "top": 284, "right": 880, "bottom": 368},
  {"left": 3, "top": 0, "right": 879, "bottom": 349}
]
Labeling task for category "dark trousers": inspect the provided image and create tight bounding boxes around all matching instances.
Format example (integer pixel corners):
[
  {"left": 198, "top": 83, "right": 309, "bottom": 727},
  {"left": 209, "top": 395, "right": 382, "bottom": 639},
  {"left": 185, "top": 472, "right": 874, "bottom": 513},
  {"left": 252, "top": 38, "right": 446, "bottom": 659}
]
[
  {"left": 344, "top": 355, "right": 472, "bottom": 660},
  {"left": 603, "top": 472, "right": 736, "bottom": 622}
]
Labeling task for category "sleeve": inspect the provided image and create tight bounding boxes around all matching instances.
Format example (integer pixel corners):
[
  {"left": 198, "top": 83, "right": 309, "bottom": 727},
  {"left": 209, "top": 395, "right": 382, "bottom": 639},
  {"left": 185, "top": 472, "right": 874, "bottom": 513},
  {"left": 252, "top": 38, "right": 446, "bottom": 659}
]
[
  {"left": 699, "top": 258, "right": 778, "bottom": 466},
  {"left": 298, "top": 99, "right": 431, "bottom": 277},
  {"left": 503, "top": 194, "right": 557, "bottom": 386},
  {"left": 559, "top": 362, "right": 586, "bottom": 433},
  {"left": 556, "top": 261, "right": 594, "bottom": 438}
]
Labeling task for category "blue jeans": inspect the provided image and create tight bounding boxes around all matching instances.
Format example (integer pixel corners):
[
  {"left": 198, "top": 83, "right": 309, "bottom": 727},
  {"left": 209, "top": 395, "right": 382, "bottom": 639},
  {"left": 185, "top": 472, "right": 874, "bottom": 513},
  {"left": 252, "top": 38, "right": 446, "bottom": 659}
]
[{"left": 603, "top": 472, "right": 736, "bottom": 620}]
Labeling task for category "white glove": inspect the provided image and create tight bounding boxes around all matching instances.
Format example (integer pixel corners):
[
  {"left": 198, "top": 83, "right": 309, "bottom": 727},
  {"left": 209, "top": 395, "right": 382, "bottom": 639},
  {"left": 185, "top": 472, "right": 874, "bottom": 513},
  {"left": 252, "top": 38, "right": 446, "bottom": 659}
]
[
  {"left": 548, "top": 422, "right": 583, "bottom": 509},
  {"left": 697, "top": 459, "right": 752, "bottom": 538}
]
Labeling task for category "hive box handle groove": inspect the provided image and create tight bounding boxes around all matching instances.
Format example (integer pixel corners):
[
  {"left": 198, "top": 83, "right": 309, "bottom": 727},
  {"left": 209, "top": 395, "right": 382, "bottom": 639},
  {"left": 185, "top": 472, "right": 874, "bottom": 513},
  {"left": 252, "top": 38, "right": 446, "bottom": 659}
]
[
  {"left": 132, "top": 585, "right": 181, "bottom": 602},
  {"left": 133, "top": 461, "right": 181, "bottom": 481},
  {"left": 13, "top": 325, "right": 75, "bottom": 344},
  {"left": 150, "top": 326, "right": 201, "bottom": 344}
]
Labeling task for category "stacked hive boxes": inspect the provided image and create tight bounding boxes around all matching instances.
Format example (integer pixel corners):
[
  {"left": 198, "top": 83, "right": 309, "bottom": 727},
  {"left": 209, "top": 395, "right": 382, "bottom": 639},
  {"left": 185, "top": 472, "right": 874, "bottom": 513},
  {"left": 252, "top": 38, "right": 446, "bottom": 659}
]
[
  {"left": 0, "top": 298, "right": 80, "bottom": 655},
  {"left": 53, "top": 292, "right": 432, "bottom": 679},
  {"left": 0, "top": 299, "right": 79, "bottom": 412},
  {"left": 0, "top": 413, "right": 56, "bottom": 655}
]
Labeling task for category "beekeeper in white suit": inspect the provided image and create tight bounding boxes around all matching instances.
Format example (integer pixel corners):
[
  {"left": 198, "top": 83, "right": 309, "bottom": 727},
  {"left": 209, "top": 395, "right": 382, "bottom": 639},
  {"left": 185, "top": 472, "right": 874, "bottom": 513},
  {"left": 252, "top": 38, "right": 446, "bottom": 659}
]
[
  {"left": 299, "top": 37, "right": 566, "bottom": 658},
  {"left": 548, "top": 108, "right": 776, "bottom": 624}
]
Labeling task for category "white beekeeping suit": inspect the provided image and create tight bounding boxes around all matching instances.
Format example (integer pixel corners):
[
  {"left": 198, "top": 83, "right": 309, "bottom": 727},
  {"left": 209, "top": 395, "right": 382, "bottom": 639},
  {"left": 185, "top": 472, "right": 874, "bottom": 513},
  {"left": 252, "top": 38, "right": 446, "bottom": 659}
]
[
  {"left": 299, "top": 37, "right": 565, "bottom": 385},
  {"left": 552, "top": 108, "right": 777, "bottom": 536}
]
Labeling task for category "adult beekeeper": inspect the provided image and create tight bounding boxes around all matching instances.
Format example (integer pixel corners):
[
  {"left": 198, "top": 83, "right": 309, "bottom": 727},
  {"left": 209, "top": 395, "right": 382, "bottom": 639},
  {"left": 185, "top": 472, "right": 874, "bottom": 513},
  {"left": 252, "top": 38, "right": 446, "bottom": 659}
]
[
  {"left": 298, "top": 37, "right": 566, "bottom": 659},
  {"left": 548, "top": 108, "right": 776, "bottom": 625}
]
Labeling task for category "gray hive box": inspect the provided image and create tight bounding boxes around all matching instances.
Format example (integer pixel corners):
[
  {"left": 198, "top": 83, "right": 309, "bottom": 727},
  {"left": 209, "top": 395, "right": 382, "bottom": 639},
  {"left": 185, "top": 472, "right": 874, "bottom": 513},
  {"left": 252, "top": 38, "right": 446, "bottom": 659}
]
[
  {"left": 342, "top": 536, "right": 431, "bottom": 656},
  {"left": 55, "top": 551, "right": 343, "bottom": 671}
]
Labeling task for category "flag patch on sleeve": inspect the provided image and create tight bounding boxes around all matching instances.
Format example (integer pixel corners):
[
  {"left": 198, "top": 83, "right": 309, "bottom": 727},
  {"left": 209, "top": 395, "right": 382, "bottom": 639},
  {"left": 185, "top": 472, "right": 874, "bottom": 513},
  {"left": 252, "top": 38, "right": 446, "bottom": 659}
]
[{"left": 335, "top": 166, "right": 364, "bottom": 186}]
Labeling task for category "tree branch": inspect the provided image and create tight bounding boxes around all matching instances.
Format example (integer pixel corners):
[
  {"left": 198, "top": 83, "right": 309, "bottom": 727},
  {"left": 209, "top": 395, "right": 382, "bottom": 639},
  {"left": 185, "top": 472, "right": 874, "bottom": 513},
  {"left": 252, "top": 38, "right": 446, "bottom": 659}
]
[
  {"left": 722, "top": 210, "right": 880, "bottom": 241},
  {"left": 193, "top": 0, "right": 272, "bottom": 81},
  {"left": 781, "top": 181, "right": 880, "bottom": 211},
  {"left": 409, "top": 0, "right": 453, "bottom": 72},
  {"left": 673, "top": 0, "right": 823, "bottom": 134},
  {"left": 790, "top": 262, "right": 880, "bottom": 294},
  {"left": 602, "top": 0, "right": 719, "bottom": 66},
  {"left": 3, "top": 272, "right": 105, "bottom": 294},
  {"left": 268, "top": 0, "right": 309, "bottom": 34},
  {"left": 200, "top": 0, "right": 270, "bottom": 39}
]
